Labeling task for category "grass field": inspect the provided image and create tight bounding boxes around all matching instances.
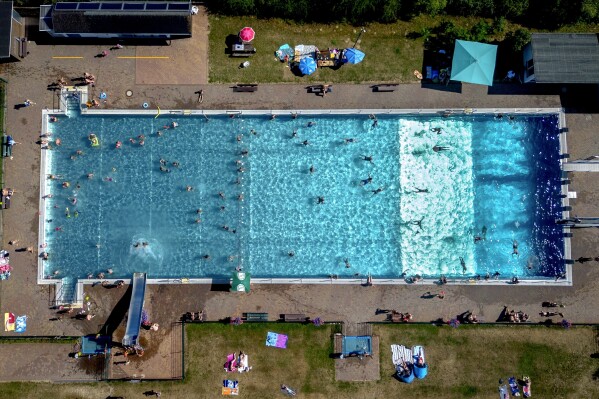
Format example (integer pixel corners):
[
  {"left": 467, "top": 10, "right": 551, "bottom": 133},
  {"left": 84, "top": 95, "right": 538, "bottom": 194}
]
[
  {"left": 208, "top": 15, "right": 491, "bottom": 84},
  {"left": 1, "top": 323, "right": 597, "bottom": 398}
]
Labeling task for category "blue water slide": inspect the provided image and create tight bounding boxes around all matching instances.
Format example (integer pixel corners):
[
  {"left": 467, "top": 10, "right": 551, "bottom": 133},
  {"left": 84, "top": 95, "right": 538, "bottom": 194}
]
[{"left": 122, "top": 272, "right": 147, "bottom": 347}]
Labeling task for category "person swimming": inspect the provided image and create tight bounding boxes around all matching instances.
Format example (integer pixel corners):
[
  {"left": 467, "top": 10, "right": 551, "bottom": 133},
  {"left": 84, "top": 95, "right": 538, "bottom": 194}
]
[
  {"left": 414, "top": 188, "right": 428, "bottom": 193},
  {"left": 433, "top": 145, "right": 450, "bottom": 152},
  {"left": 372, "top": 186, "right": 384, "bottom": 195},
  {"left": 431, "top": 127, "right": 442, "bottom": 134},
  {"left": 344, "top": 258, "right": 351, "bottom": 268},
  {"left": 361, "top": 174, "right": 373, "bottom": 185},
  {"left": 302, "top": 140, "right": 310, "bottom": 146},
  {"left": 309, "top": 165, "right": 315, "bottom": 174},
  {"left": 512, "top": 240, "right": 519, "bottom": 257},
  {"left": 361, "top": 155, "right": 374, "bottom": 163},
  {"left": 317, "top": 196, "right": 325, "bottom": 204},
  {"left": 344, "top": 138, "right": 356, "bottom": 144},
  {"left": 460, "top": 257, "right": 466, "bottom": 273}
]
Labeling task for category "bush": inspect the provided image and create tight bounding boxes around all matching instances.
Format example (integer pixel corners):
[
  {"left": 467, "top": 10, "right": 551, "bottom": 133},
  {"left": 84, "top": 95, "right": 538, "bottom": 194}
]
[
  {"left": 413, "top": 0, "right": 448, "bottom": 16},
  {"left": 470, "top": 20, "right": 490, "bottom": 42},
  {"left": 504, "top": 28, "right": 531, "bottom": 53},
  {"left": 492, "top": 17, "right": 507, "bottom": 34}
]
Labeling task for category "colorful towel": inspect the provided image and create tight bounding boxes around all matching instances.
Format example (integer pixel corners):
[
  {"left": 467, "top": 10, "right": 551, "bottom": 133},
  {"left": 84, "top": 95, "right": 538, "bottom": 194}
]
[
  {"left": 15, "top": 315, "right": 26, "bottom": 333},
  {"left": 391, "top": 344, "right": 412, "bottom": 365},
  {"left": 224, "top": 353, "right": 237, "bottom": 372},
  {"left": 4, "top": 312, "right": 15, "bottom": 331},
  {"left": 222, "top": 379, "right": 239, "bottom": 395},
  {"left": 266, "top": 332, "right": 288, "bottom": 348},
  {"left": 509, "top": 376, "right": 521, "bottom": 396}
]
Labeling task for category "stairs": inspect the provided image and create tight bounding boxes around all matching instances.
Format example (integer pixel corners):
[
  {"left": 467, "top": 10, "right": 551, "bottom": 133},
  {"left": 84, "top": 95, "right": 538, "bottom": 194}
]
[
  {"left": 64, "top": 93, "right": 82, "bottom": 117},
  {"left": 56, "top": 277, "right": 77, "bottom": 305}
]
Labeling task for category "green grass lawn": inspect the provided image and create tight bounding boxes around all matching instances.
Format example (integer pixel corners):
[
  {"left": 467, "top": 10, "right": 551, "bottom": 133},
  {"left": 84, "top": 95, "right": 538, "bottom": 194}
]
[
  {"left": 1, "top": 323, "right": 597, "bottom": 398},
  {"left": 208, "top": 15, "right": 439, "bottom": 84}
]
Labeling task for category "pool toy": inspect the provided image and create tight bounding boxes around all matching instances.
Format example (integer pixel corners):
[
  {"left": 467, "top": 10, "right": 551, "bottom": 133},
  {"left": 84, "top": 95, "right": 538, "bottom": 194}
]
[{"left": 88, "top": 134, "right": 100, "bottom": 147}]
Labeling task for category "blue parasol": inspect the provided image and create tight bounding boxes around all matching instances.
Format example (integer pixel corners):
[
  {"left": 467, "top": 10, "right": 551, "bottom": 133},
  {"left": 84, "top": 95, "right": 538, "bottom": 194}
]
[
  {"left": 451, "top": 40, "right": 497, "bottom": 86},
  {"left": 298, "top": 57, "right": 317, "bottom": 75},
  {"left": 343, "top": 48, "right": 365, "bottom": 64}
]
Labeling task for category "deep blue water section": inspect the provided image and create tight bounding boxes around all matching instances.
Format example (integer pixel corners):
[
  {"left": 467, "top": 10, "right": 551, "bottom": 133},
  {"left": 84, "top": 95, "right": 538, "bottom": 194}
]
[{"left": 41, "top": 113, "right": 564, "bottom": 280}]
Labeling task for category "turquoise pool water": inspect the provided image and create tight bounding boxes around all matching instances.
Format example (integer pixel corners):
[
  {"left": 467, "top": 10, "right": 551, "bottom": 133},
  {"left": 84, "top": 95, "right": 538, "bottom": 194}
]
[{"left": 41, "top": 112, "right": 564, "bottom": 280}]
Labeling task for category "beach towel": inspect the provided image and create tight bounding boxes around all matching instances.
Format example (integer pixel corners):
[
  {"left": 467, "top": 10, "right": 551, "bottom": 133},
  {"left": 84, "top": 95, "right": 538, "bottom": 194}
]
[
  {"left": 522, "top": 376, "right": 531, "bottom": 397},
  {"left": 266, "top": 332, "right": 288, "bottom": 348},
  {"left": 224, "top": 353, "right": 237, "bottom": 372},
  {"left": 391, "top": 344, "right": 412, "bottom": 365},
  {"left": 509, "top": 376, "right": 521, "bottom": 396},
  {"left": 499, "top": 384, "right": 509, "bottom": 399},
  {"left": 238, "top": 353, "right": 251, "bottom": 372},
  {"left": 412, "top": 345, "right": 428, "bottom": 379},
  {"left": 4, "top": 312, "right": 15, "bottom": 331},
  {"left": 222, "top": 379, "right": 238, "bottom": 396},
  {"left": 15, "top": 315, "right": 26, "bottom": 333}
]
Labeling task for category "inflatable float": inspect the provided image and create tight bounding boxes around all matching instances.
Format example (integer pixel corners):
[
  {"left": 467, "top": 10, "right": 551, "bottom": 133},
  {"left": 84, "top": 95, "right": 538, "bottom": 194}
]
[{"left": 88, "top": 134, "right": 100, "bottom": 147}]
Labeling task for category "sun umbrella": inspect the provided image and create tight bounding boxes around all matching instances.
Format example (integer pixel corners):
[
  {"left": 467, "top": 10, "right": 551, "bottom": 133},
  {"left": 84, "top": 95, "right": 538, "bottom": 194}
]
[
  {"left": 450, "top": 40, "right": 498, "bottom": 86},
  {"left": 343, "top": 48, "right": 365, "bottom": 64},
  {"left": 298, "top": 57, "right": 317, "bottom": 75},
  {"left": 239, "top": 27, "right": 255, "bottom": 42}
]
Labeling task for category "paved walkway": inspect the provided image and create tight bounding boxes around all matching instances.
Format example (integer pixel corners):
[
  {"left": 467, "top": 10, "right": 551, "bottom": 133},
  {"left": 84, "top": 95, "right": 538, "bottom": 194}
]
[{"left": 0, "top": 10, "right": 599, "bottom": 352}]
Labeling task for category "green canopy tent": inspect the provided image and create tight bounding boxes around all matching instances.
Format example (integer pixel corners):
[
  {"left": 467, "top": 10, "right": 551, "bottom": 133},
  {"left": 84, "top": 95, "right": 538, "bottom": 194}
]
[
  {"left": 230, "top": 271, "right": 251, "bottom": 293},
  {"left": 450, "top": 40, "right": 498, "bottom": 86}
]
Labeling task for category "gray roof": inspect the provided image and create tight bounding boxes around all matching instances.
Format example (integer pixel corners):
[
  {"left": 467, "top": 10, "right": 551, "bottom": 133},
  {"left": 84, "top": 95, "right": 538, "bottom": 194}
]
[
  {"left": 0, "top": 2, "right": 12, "bottom": 58},
  {"left": 531, "top": 33, "right": 599, "bottom": 84},
  {"left": 50, "top": 2, "right": 192, "bottom": 35}
]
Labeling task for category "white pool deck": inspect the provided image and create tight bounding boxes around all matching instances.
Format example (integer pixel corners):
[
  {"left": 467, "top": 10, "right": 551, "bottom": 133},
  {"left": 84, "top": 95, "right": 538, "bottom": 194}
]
[{"left": 37, "top": 96, "right": 572, "bottom": 305}]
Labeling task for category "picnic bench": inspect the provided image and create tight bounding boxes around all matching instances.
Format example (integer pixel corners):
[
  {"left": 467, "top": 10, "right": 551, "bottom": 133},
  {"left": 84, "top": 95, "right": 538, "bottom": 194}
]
[
  {"left": 231, "top": 43, "right": 256, "bottom": 57},
  {"left": 373, "top": 84, "right": 398, "bottom": 93},
  {"left": 283, "top": 314, "right": 307, "bottom": 322},
  {"left": 243, "top": 312, "right": 268, "bottom": 322},
  {"left": 2, "top": 136, "right": 11, "bottom": 158},
  {"left": 233, "top": 84, "right": 258, "bottom": 93}
]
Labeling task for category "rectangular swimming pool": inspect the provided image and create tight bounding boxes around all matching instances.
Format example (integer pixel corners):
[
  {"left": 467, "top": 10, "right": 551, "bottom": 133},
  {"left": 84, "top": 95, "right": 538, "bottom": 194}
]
[{"left": 39, "top": 109, "right": 566, "bottom": 282}]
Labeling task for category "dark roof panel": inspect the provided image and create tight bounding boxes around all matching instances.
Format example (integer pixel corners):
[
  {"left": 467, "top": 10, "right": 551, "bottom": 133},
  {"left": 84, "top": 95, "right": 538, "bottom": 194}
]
[
  {"left": 531, "top": 33, "right": 599, "bottom": 84},
  {"left": 51, "top": 11, "right": 192, "bottom": 35},
  {"left": 0, "top": 2, "right": 12, "bottom": 58}
]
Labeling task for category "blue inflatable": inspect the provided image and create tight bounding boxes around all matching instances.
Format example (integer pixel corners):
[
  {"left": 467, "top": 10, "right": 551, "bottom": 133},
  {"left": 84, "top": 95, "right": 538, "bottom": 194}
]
[
  {"left": 413, "top": 345, "right": 428, "bottom": 379},
  {"left": 396, "top": 363, "right": 414, "bottom": 384}
]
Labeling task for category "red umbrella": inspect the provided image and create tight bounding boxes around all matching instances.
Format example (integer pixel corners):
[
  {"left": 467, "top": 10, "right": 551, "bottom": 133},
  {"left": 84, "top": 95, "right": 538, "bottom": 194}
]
[{"left": 239, "top": 27, "right": 255, "bottom": 42}]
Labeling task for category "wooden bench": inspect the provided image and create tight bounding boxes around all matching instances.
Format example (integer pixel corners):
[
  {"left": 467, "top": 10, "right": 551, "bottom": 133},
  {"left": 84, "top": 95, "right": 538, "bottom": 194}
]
[
  {"left": 2, "top": 136, "right": 11, "bottom": 158},
  {"left": 373, "top": 84, "right": 398, "bottom": 93},
  {"left": 283, "top": 314, "right": 307, "bottom": 322},
  {"left": 233, "top": 85, "right": 258, "bottom": 93},
  {"left": 244, "top": 312, "right": 268, "bottom": 322}
]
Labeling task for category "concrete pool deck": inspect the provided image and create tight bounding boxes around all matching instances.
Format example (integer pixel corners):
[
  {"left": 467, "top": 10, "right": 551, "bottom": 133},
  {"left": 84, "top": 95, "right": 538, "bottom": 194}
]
[{"left": 2, "top": 11, "right": 599, "bottom": 381}]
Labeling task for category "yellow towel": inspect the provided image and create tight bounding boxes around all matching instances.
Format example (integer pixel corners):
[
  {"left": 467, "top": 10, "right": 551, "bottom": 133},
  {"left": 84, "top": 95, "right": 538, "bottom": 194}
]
[{"left": 4, "top": 313, "right": 15, "bottom": 331}]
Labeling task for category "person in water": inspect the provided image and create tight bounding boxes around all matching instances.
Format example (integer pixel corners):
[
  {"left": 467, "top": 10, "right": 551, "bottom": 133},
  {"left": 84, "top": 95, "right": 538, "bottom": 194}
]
[
  {"left": 317, "top": 196, "right": 325, "bottom": 204},
  {"left": 512, "top": 240, "right": 519, "bottom": 257},
  {"left": 433, "top": 145, "right": 450, "bottom": 152},
  {"left": 361, "top": 174, "right": 373, "bottom": 185},
  {"left": 309, "top": 165, "right": 315, "bottom": 174},
  {"left": 414, "top": 187, "right": 428, "bottom": 193},
  {"left": 372, "top": 186, "right": 384, "bottom": 195},
  {"left": 361, "top": 155, "right": 374, "bottom": 164},
  {"left": 460, "top": 257, "right": 467, "bottom": 273}
]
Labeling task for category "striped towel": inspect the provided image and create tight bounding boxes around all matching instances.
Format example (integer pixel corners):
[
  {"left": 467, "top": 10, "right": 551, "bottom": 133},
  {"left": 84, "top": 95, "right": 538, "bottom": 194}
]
[{"left": 391, "top": 344, "right": 412, "bottom": 365}]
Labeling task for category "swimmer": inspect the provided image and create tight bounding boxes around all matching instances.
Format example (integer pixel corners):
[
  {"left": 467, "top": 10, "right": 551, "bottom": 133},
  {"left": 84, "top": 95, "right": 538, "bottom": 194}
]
[
  {"left": 139, "top": 138, "right": 145, "bottom": 146},
  {"left": 360, "top": 174, "right": 373, "bottom": 185},
  {"left": 129, "top": 138, "right": 136, "bottom": 144},
  {"left": 142, "top": 242, "right": 148, "bottom": 247},
  {"left": 270, "top": 114, "right": 277, "bottom": 120},
  {"left": 172, "top": 161, "right": 180, "bottom": 167},
  {"left": 307, "top": 121, "right": 316, "bottom": 127},
  {"left": 291, "top": 130, "right": 298, "bottom": 138},
  {"left": 203, "top": 254, "right": 211, "bottom": 260},
  {"left": 361, "top": 155, "right": 374, "bottom": 163},
  {"left": 291, "top": 112, "right": 298, "bottom": 119},
  {"left": 159, "top": 159, "right": 167, "bottom": 166},
  {"left": 409, "top": 217, "right": 424, "bottom": 230},
  {"left": 433, "top": 145, "right": 450, "bottom": 152},
  {"left": 104, "top": 177, "right": 113, "bottom": 182},
  {"left": 43, "top": 194, "right": 53, "bottom": 199},
  {"left": 474, "top": 236, "right": 482, "bottom": 243},
  {"left": 87, "top": 273, "right": 94, "bottom": 279},
  {"left": 240, "top": 149, "right": 249, "bottom": 157},
  {"left": 372, "top": 119, "right": 378, "bottom": 128},
  {"left": 414, "top": 188, "right": 428, "bottom": 193},
  {"left": 49, "top": 116, "right": 58, "bottom": 123},
  {"left": 235, "top": 177, "right": 242, "bottom": 185},
  {"left": 159, "top": 166, "right": 171, "bottom": 173},
  {"left": 237, "top": 194, "right": 244, "bottom": 201},
  {"left": 186, "top": 186, "right": 194, "bottom": 192},
  {"left": 74, "top": 210, "right": 79, "bottom": 217},
  {"left": 220, "top": 205, "right": 226, "bottom": 212},
  {"left": 171, "top": 121, "right": 178, "bottom": 128},
  {"left": 302, "top": 140, "right": 310, "bottom": 146},
  {"left": 512, "top": 240, "right": 519, "bottom": 257},
  {"left": 87, "top": 173, "right": 94, "bottom": 179},
  {"left": 70, "top": 155, "right": 76, "bottom": 160},
  {"left": 55, "top": 138, "right": 62, "bottom": 145},
  {"left": 48, "top": 174, "right": 58, "bottom": 180},
  {"left": 460, "top": 257, "right": 466, "bottom": 273},
  {"left": 222, "top": 225, "right": 230, "bottom": 231},
  {"left": 196, "top": 208, "right": 203, "bottom": 214},
  {"left": 288, "top": 251, "right": 295, "bottom": 257},
  {"left": 55, "top": 226, "right": 63, "bottom": 231},
  {"left": 62, "top": 181, "right": 70, "bottom": 188},
  {"left": 76, "top": 150, "right": 83, "bottom": 155},
  {"left": 138, "top": 134, "right": 145, "bottom": 140},
  {"left": 238, "top": 167, "right": 245, "bottom": 173},
  {"left": 157, "top": 130, "right": 163, "bottom": 137},
  {"left": 107, "top": 268, "right": 113, "bottom": 274},
  {"left": 65, "top": 207, "right": 71, "bottom": 218},
  {"left": 431, "top": 127, "right": 442, "bottom": 134},
  {"left": 317, "top": 196, "right": 325, "bottom": 204},
  {"left": 97, "top": 272, "right": 105, "bottom": 279},
  {"left": 309, "top": 165, "right": 315, "bottom": 174},
  {"left": 195, "top": 218, "right": 201, "bottom": 224},
  {"left": 133, "top": 242, "right": 140, "bottom": 248},
  {"left": 76, "top": 182, "right": 81, "bottom": 189},
  {"left": 250, "top": 129, "right": 258, "bottom": 136},
  {"left": 236, "top": 135, "right": 243, "bottom": 142},
  {"left": 218, "top": 192, "right": 225, "bottom": 199},
  {"left": 344, "top": 138, "right": 356, "bottom": 144},
  {"left": 344, "top": 258, "right": 351, "bottom": 268},
  {"left": 372, "top": 186, "right": 384, "bottom": 195},
  {"left": 69, "top": 197, "right": 77, "bottom": 205}
]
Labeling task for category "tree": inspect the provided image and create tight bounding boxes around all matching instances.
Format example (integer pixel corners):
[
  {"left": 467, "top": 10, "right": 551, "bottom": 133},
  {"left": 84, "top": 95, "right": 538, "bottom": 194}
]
[{"left": 504, "top": 28, "right": 531, "bottom": 53}]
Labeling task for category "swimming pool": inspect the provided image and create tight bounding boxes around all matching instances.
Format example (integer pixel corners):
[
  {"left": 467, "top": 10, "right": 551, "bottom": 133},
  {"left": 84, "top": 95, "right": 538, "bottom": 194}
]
[{"left": 39, "top": 110, "right": 566, "bottom": 282}]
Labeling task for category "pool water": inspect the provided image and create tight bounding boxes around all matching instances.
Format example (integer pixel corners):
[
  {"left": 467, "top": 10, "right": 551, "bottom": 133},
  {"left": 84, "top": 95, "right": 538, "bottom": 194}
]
[{"left": 41, "top": 113, "right": 564, "bottom": 280}]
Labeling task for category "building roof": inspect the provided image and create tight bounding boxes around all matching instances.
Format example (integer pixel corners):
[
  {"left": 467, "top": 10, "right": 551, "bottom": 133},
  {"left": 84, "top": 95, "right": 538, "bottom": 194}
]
[
  {"left": 0, "top": 2, "right": 13, "bottom": 58},
  {"left": 531, "top": 33, "right": 599, "bottom": 84},
  {"left": 49, "top": 1, "right": 192, "bottom": 35}
]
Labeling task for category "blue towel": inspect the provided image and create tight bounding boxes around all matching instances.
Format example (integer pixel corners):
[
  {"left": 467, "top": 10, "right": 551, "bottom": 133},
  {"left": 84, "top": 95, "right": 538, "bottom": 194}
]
[{"left": 15, "top": 315, "right": 26, "bottom": 333}]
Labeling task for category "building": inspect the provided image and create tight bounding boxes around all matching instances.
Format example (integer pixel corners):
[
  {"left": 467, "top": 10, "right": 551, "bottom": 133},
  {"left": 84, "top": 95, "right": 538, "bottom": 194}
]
[
  {"left": 523, "top": 33, "right": 599, "bottom": 84},
  {"left": 39, "top": 1, "right": 193, "bottom": 39},
  {"left": 0, "top": 1, "right": 26, "bottom": 60}
]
